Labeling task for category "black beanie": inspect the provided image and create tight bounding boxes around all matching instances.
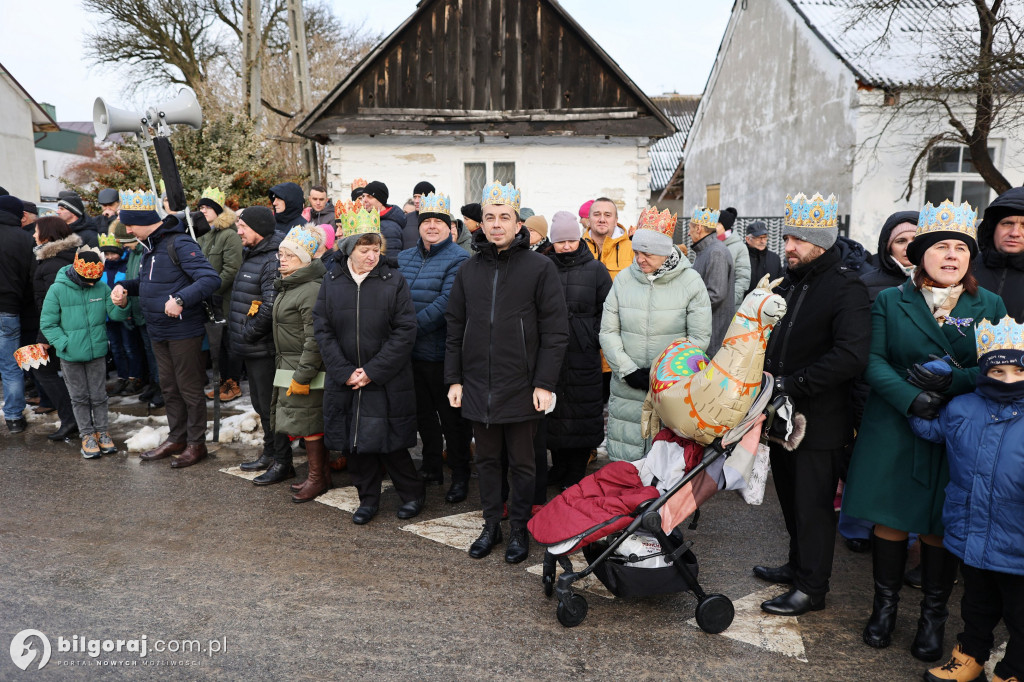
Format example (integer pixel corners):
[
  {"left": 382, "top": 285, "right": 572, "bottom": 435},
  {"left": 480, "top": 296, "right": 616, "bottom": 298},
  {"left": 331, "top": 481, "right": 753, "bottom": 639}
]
[
  {"left": 719, "top": 206, "right": 738, "bottom": 231},
  {"left": 239, "top": 206, "right": 276, "bottom": 238},
  {"left": 0, "top": 195, "right": 23, "bottom": 220},
  {"left": 363, "top": 181, "right": 389, "bottom": 205},
  {"left": 197, "top": 197, "right": 224, "bottom": 215},
  {"left": 413, "top": 181, "right": 435, "bottom": 196},
  {"left": 58, "top": 194, "right": 86, "bottom": 218},
  {"left": 460, "top": 203, "right": 482, "bottom": 223}
]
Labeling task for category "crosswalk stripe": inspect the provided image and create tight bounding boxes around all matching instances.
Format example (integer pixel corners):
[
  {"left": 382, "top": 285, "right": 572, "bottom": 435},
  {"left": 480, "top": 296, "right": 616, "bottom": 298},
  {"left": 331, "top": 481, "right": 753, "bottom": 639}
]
[{"left": 687, "top": 586, "right": 807, "bottom": 662}]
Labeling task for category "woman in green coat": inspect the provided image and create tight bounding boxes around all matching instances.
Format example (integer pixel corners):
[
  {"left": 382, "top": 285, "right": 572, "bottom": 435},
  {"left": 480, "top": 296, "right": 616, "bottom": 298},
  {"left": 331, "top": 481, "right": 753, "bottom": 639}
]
[
  {"left": 843, "top": 204, "right": 1007, "bottom": 662},
  {"left": 269, "top": 226, "right": 328, "bottom": 502}
]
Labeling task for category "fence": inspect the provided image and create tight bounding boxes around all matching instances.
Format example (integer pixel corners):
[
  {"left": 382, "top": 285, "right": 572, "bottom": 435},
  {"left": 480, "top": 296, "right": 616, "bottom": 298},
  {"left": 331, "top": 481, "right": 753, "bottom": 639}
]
[{"left": 675, "top": 214, "right": 851, "bottom": 260}]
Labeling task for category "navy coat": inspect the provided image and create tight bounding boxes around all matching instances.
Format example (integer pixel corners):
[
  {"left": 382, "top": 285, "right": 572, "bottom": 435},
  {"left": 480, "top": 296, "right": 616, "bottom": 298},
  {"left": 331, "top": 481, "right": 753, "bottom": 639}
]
[{"left": 396, "top": 235, "right": 470, "bottom": 363}]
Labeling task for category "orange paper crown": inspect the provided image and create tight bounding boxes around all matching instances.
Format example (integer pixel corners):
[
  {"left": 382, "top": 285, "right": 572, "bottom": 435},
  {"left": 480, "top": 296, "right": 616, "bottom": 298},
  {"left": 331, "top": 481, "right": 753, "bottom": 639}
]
[
  {"left": 73, "top": 254, "right": 104, "bottom": 279},
  {"left": 636, "top": 206, "right": 677, "bottom": 237},
  {"left": 334, "top": 200, "right": 359, "bottom": 220},
  {"left": 350, "top": 178, "right": 367, "bottom": 191}
]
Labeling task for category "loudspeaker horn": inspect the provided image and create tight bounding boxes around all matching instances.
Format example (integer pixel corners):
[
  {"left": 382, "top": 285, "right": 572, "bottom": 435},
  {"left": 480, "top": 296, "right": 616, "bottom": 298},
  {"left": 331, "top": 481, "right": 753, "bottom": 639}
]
[
  {"left": 93, "top": 97, "right": 147, "bottom": 140},
  {"left": 148, "top": 88, "right": 202, "bottom": 131}
]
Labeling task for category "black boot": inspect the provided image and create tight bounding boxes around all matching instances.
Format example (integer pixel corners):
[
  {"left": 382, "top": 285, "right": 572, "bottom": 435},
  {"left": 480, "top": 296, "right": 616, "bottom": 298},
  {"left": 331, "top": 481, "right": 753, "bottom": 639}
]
[
  {"left": 911, "top": 543, "right": 959, "bottom": 662},
  {"left": 240, "top": 452, "right": 274, "bottom": 472},
  {"left": 138, "top": 383, "right": 156, "bottom": 402},
  {"left": 252, "top": 461, "right": 296, "bottom": 486},
  {"left": 863, "top": 536, "right": 908, "bottom": 648},
  {"left": 505, "top": 527, "right": 530, "bottom": 564},
  {"left": 468, "top": 523, "right": 503, "bottom": 559},
  {"left": 47, "top": 421, "right": 79, "bottom": 441},
  {"left": 149, "top": 388, "right": 165, "bottom": 408}
]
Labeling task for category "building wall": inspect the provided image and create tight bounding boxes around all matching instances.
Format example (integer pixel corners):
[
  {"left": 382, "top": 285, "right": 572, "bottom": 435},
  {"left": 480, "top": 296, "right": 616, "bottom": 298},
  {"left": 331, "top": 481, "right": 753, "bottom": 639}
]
[
  {"left": 36, "top": 148, "right": 82, "bottom": 201},
  {"left": 324, "top": 135, "right": 652, "bottom": 228},
  {"left": 682, "top": 0, "right": 858, "bottom": 221},
  {"left": 0, "top": 77, "right": 41, "bottom": 202}
]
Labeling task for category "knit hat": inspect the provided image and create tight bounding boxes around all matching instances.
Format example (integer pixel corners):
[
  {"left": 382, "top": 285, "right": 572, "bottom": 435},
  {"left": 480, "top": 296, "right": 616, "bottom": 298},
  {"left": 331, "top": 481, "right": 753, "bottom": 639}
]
[
  {"left": 719, "top": 207, "right": 738, "bottom": 231},
  {"left": 907, "top": 200, "right": 978, "bottom": 265},
  {"left": 461, "top": 203, "right": 482, "bottom": 223},
  {"left": 22, "top": 201, "right": 38, "bottom": 215},
  {"left": 0, "top": 195, "right": 23, "bottom": 220},
  {"left": 73, "top": 247, "right": 104, "bottom": 282},
  {"left": 746, "top": 220, "right": 768, "bottom": 237},
  {"left": 112, "top": 220, "right": 137, "bottom": 244},
  {"left": 524, "top": 215, "right": 548, "bottom": 238},
  {"left": 238, "top": 206, "right": 276, "bottom": 238},
  {"left": 419, "top": 192, "right": 452, "bottom": 227},
  {"left": 631, "top": 206, "right": 677, "bottom": 257},
  {"left": 313, "top": 223, "right": 335, "bottom": 251},
  {"left": 350, "top": 178, "right": 367, "bottom": 201},
  {"left": 280, "top": 226, "right": 321, "bottom": 264},
  {"left": 413, "top": 181, "right": 435, "bottom": 196},
  {"left": 579, "top": 199, "right": 595, "bottom": 219},
  {"left": 520, "top": 207, "right": 536, "bottom": 220},
  {"left": 197, "top": 187, "right": 225, "bottom": 215},
  {"left": 362, "top": 180, "right": 389, "bottom": 205},
  {"left": 782, "top": 192, "right": 839, "bottom": 250},
  {"left": 97, "top": 188, "right": 119, "bottom": 205},
  {"left": 886, "top": 220, "right": 918, "bottom": 251},
  {"left": 549, "top": 211, "right": 581, "bottom": 243},
  {"left": 57, "top": 194, "right": 85, "bottom": 218}
]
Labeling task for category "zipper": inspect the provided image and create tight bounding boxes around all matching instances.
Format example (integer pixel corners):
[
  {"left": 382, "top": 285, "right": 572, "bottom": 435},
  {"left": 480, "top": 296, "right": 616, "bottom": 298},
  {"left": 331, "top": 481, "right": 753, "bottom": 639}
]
[
  {"left": 519, "top": 319, "right": 529, "bottom": 380},
  {"left": 352, "top": 279, "right": 363, "bottom": 451},
  {"left": 775, "top": 277, "right": 809, "bottom": 371},
  {"left": 485, "top": 260, "right": 499, "bottom": 426}
]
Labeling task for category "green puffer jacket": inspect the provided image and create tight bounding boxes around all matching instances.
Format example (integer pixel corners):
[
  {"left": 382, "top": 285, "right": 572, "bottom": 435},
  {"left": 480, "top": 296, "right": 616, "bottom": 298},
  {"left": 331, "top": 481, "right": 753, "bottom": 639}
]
[
  {"left": 599, "top": 255, "right": 712, "bottom": 462},
  {"left": 124, "top": 242, "right": 146, "bottom": 327},
  {"left": 40, "top": 266, "right": 129, "bottom": 363},
  {"left": 271, "top": 258, "right": 326, "bottom": 437},
  {"left": 197, "top": 208, "right": 243, "bottom": 317}
]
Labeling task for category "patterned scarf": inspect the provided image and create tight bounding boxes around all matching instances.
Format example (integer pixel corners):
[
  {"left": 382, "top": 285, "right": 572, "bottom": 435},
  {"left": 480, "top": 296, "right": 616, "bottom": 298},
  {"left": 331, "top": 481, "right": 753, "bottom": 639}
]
[
  {"left": 921, "top": 282, "right": 963, "bottom": 324},
  {"left": 647, "top": 248, "right": 681, "bottom": 282}
]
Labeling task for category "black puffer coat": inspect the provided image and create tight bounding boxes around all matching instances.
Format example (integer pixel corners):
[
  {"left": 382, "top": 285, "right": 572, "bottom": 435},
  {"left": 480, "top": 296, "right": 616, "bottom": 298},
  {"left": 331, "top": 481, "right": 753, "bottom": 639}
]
[
  {"left": 0, "top": 213, "right": 37, "bottom": 316},
  {"left": 229, "top": 232, "right": 283, "bottom": 359},
  {"left": 975, "top": 187, "right": 1024, "bottom": 321},
  {"left": 545, "top": 242, "right": 612, "bottom": 449},
  {"left": 444, "top": 227, "right": 569, "bottom": 425},
  {"left": 67, "top": 213, "right": 99, "bottom": 248},
  {"left": 314, "top": 250, "right": 418, "bottom": 454},
  {"left": 32, "top": 234, "right": 82, "bottom": 313},
  {"left": 380, "top": 205, "right": 407, "bottom": 268}
]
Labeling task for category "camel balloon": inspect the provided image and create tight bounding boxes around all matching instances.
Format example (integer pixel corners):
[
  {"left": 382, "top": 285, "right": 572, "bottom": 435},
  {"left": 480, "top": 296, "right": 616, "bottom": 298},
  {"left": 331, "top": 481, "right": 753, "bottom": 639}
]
[{"left": 641, "top": 274, "right": 787, "bottom": 444}]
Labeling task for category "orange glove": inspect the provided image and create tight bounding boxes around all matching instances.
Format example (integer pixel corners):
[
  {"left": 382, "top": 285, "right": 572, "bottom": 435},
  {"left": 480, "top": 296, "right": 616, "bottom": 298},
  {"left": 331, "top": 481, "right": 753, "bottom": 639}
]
[
  {"left": 247, "top": 300, "right": 262, "bottom": 316},
  {"left": 286, "top": 380, "right": 310, "bottom": 396}
]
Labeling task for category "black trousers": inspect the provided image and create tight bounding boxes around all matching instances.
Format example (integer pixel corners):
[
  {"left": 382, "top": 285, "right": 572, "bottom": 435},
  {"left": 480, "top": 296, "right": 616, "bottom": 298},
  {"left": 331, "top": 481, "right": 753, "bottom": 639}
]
[
  {"left": 243, "top": 356, "right": 292, "bottom": 463},
  {"left": 501, "top": 417, "right": 548, "bottom": 505},
  {"left": 550, "top": 447, "right": 592, "bottom": 489},
  {"left": 32, "top": 350, "right": 75, "bottom": 428},
  {"left": 412, "top": 361, "right": 470, "bottom": 482},
  {"left": 768, "top": 443, "right": 843, "bottom": 598},
  {"left": 347, "top": 449, "right": 424, "bottom": 508},
  {"left": 217, "top": 324, "right": 243, "bottom": 384},
  {"left": 152, "top": 336, "right": 207, "bottom": 444},
  {"left": 474, "top": 420, "right": 538, "bottom": 528},
  {"left": 958, "top": 564, "right": 1024, "bottom": 679}
]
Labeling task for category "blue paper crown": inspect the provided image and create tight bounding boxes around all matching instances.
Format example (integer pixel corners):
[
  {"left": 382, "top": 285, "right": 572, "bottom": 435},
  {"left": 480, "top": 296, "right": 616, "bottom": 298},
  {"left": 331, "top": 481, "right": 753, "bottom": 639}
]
[
  {"left": 419, "top": 192, "right": 451, "bottom": 217},
  {"left": 917, "top": 199, "right": 977, "bottom": 241},
  {"left": 282, "top": 226, "right": 321, "bottom": 258},
  {"left": 119, "top": 189, "right": 158, "bottom": 212},
  {"left": 481, "top": 182, "right": 521, "bottom": 213},
  {"left": 784, "top": 192, "right": 838, "bottom": 229},
  {"left": 690, "top": 205, "right": 720, "bottom": 230},
  {"left": 975, "top": 315, "right": 1024, "bottom": 358}
]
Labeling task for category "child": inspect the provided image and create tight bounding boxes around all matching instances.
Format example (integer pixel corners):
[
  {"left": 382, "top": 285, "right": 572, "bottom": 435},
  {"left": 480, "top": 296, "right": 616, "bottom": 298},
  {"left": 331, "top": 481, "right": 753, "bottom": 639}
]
[
  {"left": 40, "top": 248, "right": 130, "bottom": 459},
  {"left": 910, "top": 316, "right": 1024, "bottom": 682},
  {"left": 99, "top": 233, "right": 145, "bottom": 396}
]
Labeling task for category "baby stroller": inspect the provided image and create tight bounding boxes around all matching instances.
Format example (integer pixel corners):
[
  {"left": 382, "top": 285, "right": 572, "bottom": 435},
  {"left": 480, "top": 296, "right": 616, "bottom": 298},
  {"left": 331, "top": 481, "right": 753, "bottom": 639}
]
[{"left": 529, "top": 375, "right": 788, "bottom": 633}]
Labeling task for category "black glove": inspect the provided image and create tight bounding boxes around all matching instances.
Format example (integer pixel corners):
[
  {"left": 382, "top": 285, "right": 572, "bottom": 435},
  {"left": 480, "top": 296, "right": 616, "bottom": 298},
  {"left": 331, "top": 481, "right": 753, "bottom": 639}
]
[
  {"left": 624, "top": 368, "right": 650, "bottom": 392},
  {"left": 907, "top": 362, "right": 953, "bottom": 393},
  {"left": 908, "top": 391, "right": 945, "bottom": 419}
]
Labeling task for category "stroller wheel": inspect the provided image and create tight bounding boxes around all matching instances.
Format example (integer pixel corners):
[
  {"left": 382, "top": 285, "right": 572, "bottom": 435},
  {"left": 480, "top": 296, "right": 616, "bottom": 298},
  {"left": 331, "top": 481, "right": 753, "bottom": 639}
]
[
  {"left": 556, "top": 594, "right": 588, "bottom": 628},
  {"left": 695, "top": 594, "right": 734, "bottom": 634}
]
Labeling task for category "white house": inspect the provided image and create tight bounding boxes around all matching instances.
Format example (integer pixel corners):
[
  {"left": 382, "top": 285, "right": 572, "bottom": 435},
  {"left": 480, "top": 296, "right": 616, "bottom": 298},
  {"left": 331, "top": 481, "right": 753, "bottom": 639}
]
[
  {"left": 35, "top": 120, "right": 99, "bottom": 201},
  {"left": 0, "top": 63, "right": 58, "bottom": 202},
  {"left": 682, "top": 0, "right": 1024, "bottom": 248},
  {"left": 295, "top": 0, "right": 675, "bottom": 226}
]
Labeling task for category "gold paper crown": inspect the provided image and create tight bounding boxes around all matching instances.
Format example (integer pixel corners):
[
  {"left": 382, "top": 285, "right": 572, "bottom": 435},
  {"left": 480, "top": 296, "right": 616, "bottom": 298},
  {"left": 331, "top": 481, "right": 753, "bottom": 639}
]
[
  {"left": 419, "top": 192, "right": 451, "bottom": 217},
  {"left": 200, "top": 187, "right": 225, "bottom": 207},
  {"left": 638, "top": 206, "right": 678, "bottom": 237},
  {"left": 350, "top": 178, "right": 367, "bottom": 191},
  {"left": 917, "top": 199, "right": 978, "bottom": 242},
  {"left": 73, "top": 248, "right": 105, "bottom": 279},
  {"left": 690, "top": 205, "right": 719, "bottom": 230},
  {"left": 784, "top": 192, "right": 838, "bottom": 229},
  {"left": 118, "top": 189, "right": 158, "bottom": 212},
  {"left": 975, "top": 316, "right": 1024, "bottom": 359},
  {"left": 341, "top": 208, "right": 381, "bottom": 238},
  {"left": 481, "top": 182, "right": 521, "bottom": 213}
]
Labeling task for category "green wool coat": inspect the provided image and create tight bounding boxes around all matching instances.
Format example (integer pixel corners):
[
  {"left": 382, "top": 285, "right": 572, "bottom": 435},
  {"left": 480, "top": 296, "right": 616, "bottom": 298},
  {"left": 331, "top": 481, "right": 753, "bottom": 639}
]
[
  {"left": 40, "top": 266, "right": 129, "bottom": 363},
  {"left": 843, "top": 282, "right": 1007, "bottom": 535},
  {"left": 197, "top": 208, "right": 243, "bottom": 318},
  {"left": 270, "top": 258, "right": 326, "bottom": 437}
]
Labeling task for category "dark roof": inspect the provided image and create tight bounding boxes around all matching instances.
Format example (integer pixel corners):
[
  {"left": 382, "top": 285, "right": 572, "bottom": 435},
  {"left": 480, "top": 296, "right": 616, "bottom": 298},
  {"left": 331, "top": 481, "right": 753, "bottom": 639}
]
[
  {"left": 295, "top": 0, "right": 675, "bottom": 141},
  {"left": 649, "top": 95, "right": 699, "bottom": 192}
]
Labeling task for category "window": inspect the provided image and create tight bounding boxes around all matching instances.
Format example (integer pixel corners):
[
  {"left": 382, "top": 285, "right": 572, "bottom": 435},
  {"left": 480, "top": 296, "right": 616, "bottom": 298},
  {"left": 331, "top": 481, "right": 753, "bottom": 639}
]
[
  {"left": 924, "top": 145, "right": 996, "bottom": 212},
  {"left": 493, "top": 162, "right": 515, "bottom": 186},
  {"left": 42, "top": 160, "right": 49, "bottom": 179},
  {"left": 464, "top": 163, "right": 486, "bottom": 205},
  {"left": 705, "top": 184, "right": 720, "bottom": 210}
]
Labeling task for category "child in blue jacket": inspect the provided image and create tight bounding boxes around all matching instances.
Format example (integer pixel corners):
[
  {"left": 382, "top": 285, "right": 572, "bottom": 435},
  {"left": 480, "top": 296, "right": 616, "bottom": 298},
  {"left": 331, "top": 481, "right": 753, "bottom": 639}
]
[{"left": 910, "top": 316, "right": 1024, "bottom": 682}]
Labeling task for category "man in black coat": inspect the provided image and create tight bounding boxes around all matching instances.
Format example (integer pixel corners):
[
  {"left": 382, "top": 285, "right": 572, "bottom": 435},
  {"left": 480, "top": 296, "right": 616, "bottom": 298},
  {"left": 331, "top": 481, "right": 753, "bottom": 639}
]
[
  {"left": 744, "top": 221, "right": 784, "bottom": 296},
  {"left": 975, "top": 187, "right": 1024, "bottom": 321},
  {"left": 0, "top": 195, "right": 36, "bottom": 433},
  {"left": 755, "top": 193, "right": 871, "bottom": 616},
  {"left": 56, "top": 192, "right": 99, "bottom": 247},
  {"left": 358, "top": 180, "right": 406, "bottom": 267},
  {"left": 445, "top": 184, "right": 569, "bottom": 564},
  {"left": 269, "top": 182, "right": 307, "bottom": 234}
]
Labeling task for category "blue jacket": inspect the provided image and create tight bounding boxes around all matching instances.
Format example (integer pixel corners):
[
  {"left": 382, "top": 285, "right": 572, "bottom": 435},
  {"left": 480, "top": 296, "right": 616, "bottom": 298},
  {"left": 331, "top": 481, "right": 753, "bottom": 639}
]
[
  {"left": 910, "top": 391, "right": 1024, "bottom": 576},
  {"left": 121, "top": 217, "right": 221, "bottom": 341},
  {"left": 397, "top": 235, "right": 469, "bottom": 362}
]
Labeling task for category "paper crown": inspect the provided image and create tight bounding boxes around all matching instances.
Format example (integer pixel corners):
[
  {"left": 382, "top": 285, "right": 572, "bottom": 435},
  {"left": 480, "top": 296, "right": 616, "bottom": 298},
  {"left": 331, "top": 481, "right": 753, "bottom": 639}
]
[
  {"left": 14, "top": 344, "right": 51, "bottom": 371},
  {"left": 917, "top": 199, "right": 978, "bottom": 241},
  {"left": 690, "top": 206, "right": 720, "bottom": 230},
  {"left": 350, "top": 178, "right": 367, "bottom": 191},
  {"left": 481, "top": 182, "right": 521, "bottom": 213},
  {"left": 334, "top": 200, "right": 359, "bottom": 220},
  {"left": 282, "top": 226, "right": 321, "bottom": 259},
  {"left": 638, "top": 206, "right": 678, "bottom": 237},
  {"left": 119, "top": 189, "right": 158, "bottom": 212},
  {"left": 73, "top": 248, "right": 105, "bottom": 279},
  {"left": 975, "top": 316, "right": 1024, "bottom": 358},
  {"left": 784, "top": 192, "right": 839, "bottom": 229},
  {"left": 98, "top": 233, "right": 120, "bottom": 249},
  {"left": 419, "top": 192, "right": 451, "bottom": 217},
  {"left": 340, "top": 208, "right": 381, "bottom": 238},
  {"left": 200, "top": 186, "right": 225, "bottom": 207}
]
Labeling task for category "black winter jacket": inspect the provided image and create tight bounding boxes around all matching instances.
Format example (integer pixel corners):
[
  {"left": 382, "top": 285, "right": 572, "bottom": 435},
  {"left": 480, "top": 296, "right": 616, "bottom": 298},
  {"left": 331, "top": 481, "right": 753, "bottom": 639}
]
[
  {"left": 444, "top": 228, "right": 570, "bottom": 425},
  {"left": 745, "top": 245, "right": 784, "bottom": 295},
  {"left": 764, "top": 243, "right": 871, "bottom": 449},
  {"left": 545, "top": 242, "right": 612, "bottom": 450},
  {"left": 270, "top": 182, "right": 307, "bottom": 233},
  {"left": 67, "top": 213, "right": 99, "bottom": 248},
  {"left": 975, "top": 187, "right": 1024, "bottom": 321},
  {"left": 0, "top": 214, "right": 36, "bottom": 316},
  {"left": 229, "top": 232, "right": 283, "bottom": 359},
  {"left": 314, "top": 255, "right": 418, "bottom": 454},
  {"left": 380, "top": 205, "right": 407, "bottom": 268},
  {"left": 402, "top": 211, "right": 420, "bottom": 250}
]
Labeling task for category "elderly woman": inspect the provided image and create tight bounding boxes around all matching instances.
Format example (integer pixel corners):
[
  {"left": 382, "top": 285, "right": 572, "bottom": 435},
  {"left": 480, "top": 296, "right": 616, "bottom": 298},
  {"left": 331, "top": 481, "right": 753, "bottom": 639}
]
[
  {"left": 843, "top": 201, "right": 1007, "bottom": 662},
  {"left": 314, "top": 214, "right": 424, "bottom": 525},
  {"left": 599, "top": 207, "right": 712, "bottom": 462},
  {"left": 269, "top": 226, "right": 329, "bottom": 501}
]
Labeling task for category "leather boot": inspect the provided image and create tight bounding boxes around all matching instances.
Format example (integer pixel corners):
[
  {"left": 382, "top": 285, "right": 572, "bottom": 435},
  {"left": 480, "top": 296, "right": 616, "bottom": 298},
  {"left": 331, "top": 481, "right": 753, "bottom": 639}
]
[
  {"left": 240, "top": 452, "right": 274, "bottom": 472},
  {"left": 170, "top": 443, "right": 208, "bottom": 468},
  {"left": 505, "top": 527, "right": 530, "bottom": 564},
  {"left": 140, "top": 440, "right": 185, "bottom": 461},
  {"left": 47, "top": 421, "right": 79, "bottom": 441},
  {"left": 912, "top": 542, "right": 959, "bottom": 662},
  {"left": 252, "top": 461, "right": 296, "bottom": 486},
  {"left": 863, "top": 536, "right": 908, "bottom": 648},
  {"left": 292, "top": 439, "right": 330, "bottom": 503},
  {"left": 468, "top": 523, "right": 503, "bottom": 559}
]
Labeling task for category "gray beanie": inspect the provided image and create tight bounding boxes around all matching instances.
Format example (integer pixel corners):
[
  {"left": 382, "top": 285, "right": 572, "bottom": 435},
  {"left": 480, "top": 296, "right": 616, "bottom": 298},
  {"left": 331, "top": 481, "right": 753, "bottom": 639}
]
[
  {"left": 549, "top": 211, "right": 581, "bottom": 243},
  {"left": 781, "top": 223, "right": 837, "bottom": 250},
  {"left": 781, "top": 192, "right": 839, "bottom": 250},
  {"left": 631, "top": 227, "right": 674, "bottom": 256}
]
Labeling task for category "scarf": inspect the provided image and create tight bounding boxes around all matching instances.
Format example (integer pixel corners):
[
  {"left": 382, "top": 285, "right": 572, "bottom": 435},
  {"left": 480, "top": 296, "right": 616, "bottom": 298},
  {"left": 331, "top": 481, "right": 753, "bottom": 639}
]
[
  {"left": 647, "top": 248, "right": 681, "bottom": 282},
  {"left": 921, "top": 283, "right": 963, "bottom": 324},
  {"left": 976, "top": 374, "right": 1024, "bottom": 402}
]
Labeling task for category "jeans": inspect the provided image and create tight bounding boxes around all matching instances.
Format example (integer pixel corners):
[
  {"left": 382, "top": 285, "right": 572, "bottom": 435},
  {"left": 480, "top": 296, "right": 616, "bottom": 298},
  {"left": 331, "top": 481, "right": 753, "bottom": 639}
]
[
  {"left": 138, "top": 327, "right": 159, "bottom": 383},
  {"left": 62, "top": 357, "right": 109, "bottom": 433},
  {"left": 0, "top": 313, "right": 25, "bottom": 420},
  {"left": 106, "top": 321, "right": 144, "bottom": 379}
]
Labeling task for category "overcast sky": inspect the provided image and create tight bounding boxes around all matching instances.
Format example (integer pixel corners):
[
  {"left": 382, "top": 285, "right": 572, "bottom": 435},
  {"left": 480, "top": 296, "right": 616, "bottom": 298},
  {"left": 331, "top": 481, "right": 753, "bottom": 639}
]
[{"left": 1, "top": 0, "right": 732, "bottom": 122}]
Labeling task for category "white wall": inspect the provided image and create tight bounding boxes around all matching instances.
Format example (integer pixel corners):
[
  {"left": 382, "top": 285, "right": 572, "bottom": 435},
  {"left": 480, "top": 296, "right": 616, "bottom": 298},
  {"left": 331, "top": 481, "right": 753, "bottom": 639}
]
[
  {"left": 324, "top": 135, "right": 652, "bottom": 228},
  {"left": 683, "top": 0, "right": 858, "bottom": 220},
  {"left": 36, "top": 148, "right": 81, "bottom": 200},
  {"left": 0, "top": 77, "right": 41, "bottom": 202}
]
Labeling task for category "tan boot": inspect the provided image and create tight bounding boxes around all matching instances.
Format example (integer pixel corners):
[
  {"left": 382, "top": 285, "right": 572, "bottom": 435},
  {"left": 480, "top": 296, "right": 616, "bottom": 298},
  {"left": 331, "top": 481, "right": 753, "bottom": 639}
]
[
  {"left": 291, "top": 439, "right": 330, "bottom": 503},
  {"left": 924, "top": 644, "right": 986, "bottom": 681},
  {"left": 219, "top": 379, "right": 241, "bottom": 402}
]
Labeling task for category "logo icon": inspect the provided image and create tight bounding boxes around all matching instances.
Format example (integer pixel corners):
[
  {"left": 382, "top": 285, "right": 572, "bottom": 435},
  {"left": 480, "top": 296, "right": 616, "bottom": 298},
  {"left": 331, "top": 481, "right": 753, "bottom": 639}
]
[{"left": 9, "top": 630, "right": 51, "bottom": 670}]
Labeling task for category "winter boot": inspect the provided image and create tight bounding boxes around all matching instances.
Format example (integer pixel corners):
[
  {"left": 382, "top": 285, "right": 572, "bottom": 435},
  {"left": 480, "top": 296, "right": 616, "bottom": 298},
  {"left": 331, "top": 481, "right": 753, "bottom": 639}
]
[
  {"left": 912, "top": 542, "right": 960, "bottom": 662},
  {"left": 291, "top": 439, "right": 330, "bottom": 503},
  {"left": 924, "top": 644, "right": 985, "bottom": 682},
  {"left": 468, "top": 523, "right": 503, "bottom": 559},
  {"left": 863, "top": 535, "right": 908, "bottom": 648},
  {"left": 81, "top": 434, "right": 101, "bottom": 459},
  {"left": 219, "top": 378, "right": 241, "bottom": 401}
]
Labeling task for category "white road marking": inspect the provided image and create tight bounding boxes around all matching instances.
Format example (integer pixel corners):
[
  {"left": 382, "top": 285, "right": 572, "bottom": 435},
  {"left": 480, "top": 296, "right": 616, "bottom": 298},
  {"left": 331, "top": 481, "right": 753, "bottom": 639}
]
[
  {"left": 219, "top": 457, "right": 307, "bottom": 481},
  {"left": 316, "top": 483, "right": 391, "bottom": 513},
  {"left": 687, "top": 586, "right": 807, "bottom": 662},
  {"left": 400, "top": 510, "right": 488, "bottom": 550}
]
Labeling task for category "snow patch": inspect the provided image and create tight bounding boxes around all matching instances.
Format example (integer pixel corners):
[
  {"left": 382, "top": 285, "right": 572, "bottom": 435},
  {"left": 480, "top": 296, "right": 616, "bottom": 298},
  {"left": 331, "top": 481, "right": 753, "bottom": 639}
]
[
  {"left": 206, "top": 411, "right": 263, "bottom": 445},
  {"left": 125, "top": 425, "right": 170, "bottom": 452}
]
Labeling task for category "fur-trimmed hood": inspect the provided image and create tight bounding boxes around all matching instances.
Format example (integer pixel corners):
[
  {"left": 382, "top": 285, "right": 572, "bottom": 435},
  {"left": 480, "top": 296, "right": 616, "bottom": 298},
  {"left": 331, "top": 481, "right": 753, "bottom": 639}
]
[
  {"left": 212, "top": 207, "right": 237, "bottom": 230},
  {"left": 35, "top": 234, "right": 83, "bottom": 261}
]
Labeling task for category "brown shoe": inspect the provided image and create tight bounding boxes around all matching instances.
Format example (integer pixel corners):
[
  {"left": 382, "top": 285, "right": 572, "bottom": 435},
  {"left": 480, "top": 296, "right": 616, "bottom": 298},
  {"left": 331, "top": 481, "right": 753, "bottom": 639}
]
[
  {"left": 140, "top": 440, "right": 186, "bottom": 461},
  {"left": 329, "top": 454, "right": 348, "bottom": 471},
  {"left": 170, "top": 443, "right": 208, "bottom": 468},
  {"left": 219, "top": 379, "right": 241, "bottom": 402},
  {"left": 33, "top": 406, "right": 57, "bottom": 415},
  {"left": 292, "top": 439, "right": 330, "bottom": 502}
]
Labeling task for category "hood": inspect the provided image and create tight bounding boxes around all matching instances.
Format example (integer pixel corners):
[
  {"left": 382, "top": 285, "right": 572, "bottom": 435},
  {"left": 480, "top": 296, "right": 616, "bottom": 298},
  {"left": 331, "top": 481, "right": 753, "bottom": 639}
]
[
  {"left": 212, "top": 207, "right": 237, "bottom": 230},
  {"left": 471, "top": 225, "right": 531, "bottom": 259},
  {"left": 142, "top": 215, "right": 185, "bottom": 250},
  {"left": 270, "top": 182, "right": 305, "bottom": 225},
  {"left": 36, "top": 234, "right": 83, "bottom": 261},
  {"left": 874, "top": 210, "right": 919, "bottom": 278},
  {"left": 834, "top": 235, "right": 871, "bottom": 271},
  {"left": 978, "top": 186, "right": 1024, "bottom": 270},
  {"left": 53, "top": 263, "right": 94, "bottom": 290},
  {"left": 584, "top": 223, "right": 628, "bottom": 243},
  {"left": 0, "top": 211, "right": 21, "bottom": 228}
]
